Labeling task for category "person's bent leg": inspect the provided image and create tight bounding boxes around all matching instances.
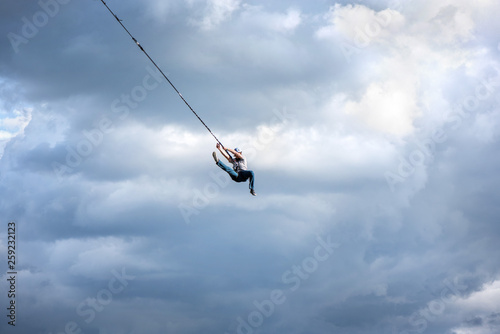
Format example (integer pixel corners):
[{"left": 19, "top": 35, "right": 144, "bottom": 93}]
[
  {"left": 248, "top": 170, "right": 255, "bottom": 190},
  {"left": 217, "top": 160, "right": 238, "bottom": 179},
  {"left": 237, "top": 170, "right": 255, "bottom": 190}
]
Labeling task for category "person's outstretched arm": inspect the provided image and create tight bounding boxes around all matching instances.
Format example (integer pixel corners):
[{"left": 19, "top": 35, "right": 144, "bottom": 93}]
[
  {"left": 217, "top": 143, "right": 233, "bottom": 162},
  {"left": 225, "top": 148, "right": 243, "bottom": 160}
]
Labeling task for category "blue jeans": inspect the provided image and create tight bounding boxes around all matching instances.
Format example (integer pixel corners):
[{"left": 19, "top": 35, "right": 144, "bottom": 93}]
[{"left": 217, "top": 161, "right": 255, "bottom": 190}]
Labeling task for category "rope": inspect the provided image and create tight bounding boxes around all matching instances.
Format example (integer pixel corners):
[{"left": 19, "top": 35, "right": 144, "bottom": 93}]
[{"left": 99, "top": 0, "right": 228, "bottom": 152}]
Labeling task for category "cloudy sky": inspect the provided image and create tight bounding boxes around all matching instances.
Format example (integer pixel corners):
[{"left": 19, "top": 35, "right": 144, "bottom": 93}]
[{"left": 1, "top": 0, "right": 500, "bottom": 333}]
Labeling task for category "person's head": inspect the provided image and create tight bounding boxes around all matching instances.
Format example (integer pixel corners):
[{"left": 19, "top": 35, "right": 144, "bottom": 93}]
[{"left": 234, "top": 148, "right": 242, "bottom": 154}]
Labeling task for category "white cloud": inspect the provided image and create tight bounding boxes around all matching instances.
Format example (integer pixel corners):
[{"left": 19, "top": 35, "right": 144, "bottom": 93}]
[
  {"left": 315, "top": 4, "right": 405, "bottom": 42},
  {"left": 224, "top": 5, "right": 303, "bottom": 34},
  {"left": 275, "top": 8, "right": 302, "bottom": 33},
  {"left": 449, "top": 280, "right": 500, "bottom": 334},
  {"left": 193, "top": 0, "right": 241, "bottom": 30},
  {"left": 252, "top": 125, "right": 396, "bottom": 181},
  {"left": 314, "top": 2, "right": 500, "bottom": 140},
  {"left": 454, "top": 280, "right": 500, "bottom": 313},
  {"left": 0, "top": 107, "right": 32, "bottom": 158},
  {"left": 253, "top": 7, "right": 302, "bottom": 33},
  {"left": 344, "top": 77, "right": 419, "bottom": 137}
]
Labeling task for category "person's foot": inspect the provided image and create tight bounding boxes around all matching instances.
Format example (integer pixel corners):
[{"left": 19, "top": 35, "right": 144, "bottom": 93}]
[
  {"left": 212, "top": 151, "right": 219, "bottom": 163},
  {"left": 250, "top": 189, "right": 257, "bottom": 196}
]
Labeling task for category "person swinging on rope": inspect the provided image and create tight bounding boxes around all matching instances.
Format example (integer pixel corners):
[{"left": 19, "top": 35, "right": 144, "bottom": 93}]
[{"left": 213, "top": 143, "right": 256, "bottom": 196}]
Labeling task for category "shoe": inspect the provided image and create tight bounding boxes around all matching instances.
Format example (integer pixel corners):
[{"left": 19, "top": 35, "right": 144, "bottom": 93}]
[
  {"left": 212, "top": 151, "right": 219, "bottom": 163},
  {"left": 250, "top": 189, "right": 257, "bottom": 196}
]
